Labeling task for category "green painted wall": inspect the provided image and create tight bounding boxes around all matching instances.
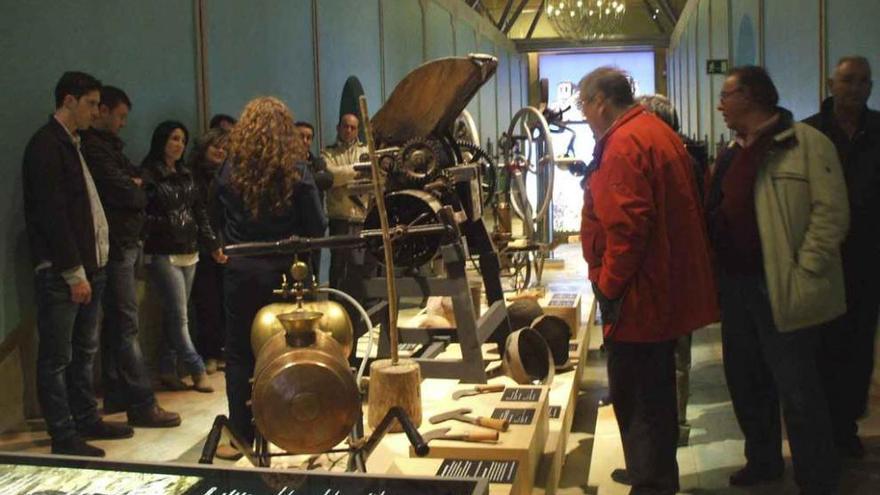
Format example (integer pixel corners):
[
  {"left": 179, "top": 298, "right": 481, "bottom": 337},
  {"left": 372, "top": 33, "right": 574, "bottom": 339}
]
[
  {"left": 764, "top": 0, "right": 820, "bottom": 120},
  {"left": 205, "top": 0, "right": 317, "bottom": 132},
  {"left": 383, "top": 0, "right": 425, "bottom": 102},
  {"left": 827, "top": 0, "right": 880, "bottom": 109},
  {"left": 317, "top": 0, "right": 383, "bottom": 143},
  {"left": 425, "top": 2, "right": 455, "bottom": 62},
  {"left": 696, "top": 0, "right": 712, "bottom": 142},
  {"left": 0, "top": 1, "right": 200, "bottom": 344},
  {"left": 0, "top": 0, "right": 524, "bottom": 345},
  {"left": 669, "top": 0, "right": 880, "bottom": 154},
  {"left": 479, "top": 39, "right": 499, "bottom": 149},
  {"left": 455, "top": 21, "right": 481, "bottom": 138}
]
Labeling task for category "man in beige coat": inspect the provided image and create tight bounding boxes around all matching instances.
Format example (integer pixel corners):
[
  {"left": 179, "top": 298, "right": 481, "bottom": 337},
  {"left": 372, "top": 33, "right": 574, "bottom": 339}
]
[
  {"left": 706, "top": 66, "right": 848, "bottom": 495},
  {"left": 322, "top": 113, "right": 371, "bottom": 348}
]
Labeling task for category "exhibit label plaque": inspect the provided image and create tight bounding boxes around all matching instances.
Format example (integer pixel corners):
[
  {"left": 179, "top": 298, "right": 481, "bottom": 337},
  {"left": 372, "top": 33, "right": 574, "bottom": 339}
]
[
  {"left": 436, "top": 459, "right": 518, "bottom": 484},
  {"left": 491, "top": 408, "right": 536, "bottom": 425},
  {"left": 547, "top": 293, "right": 578, "bottom": 307},
  {"left": 501, "top": 388, "right": 541, "bottom": 402}
]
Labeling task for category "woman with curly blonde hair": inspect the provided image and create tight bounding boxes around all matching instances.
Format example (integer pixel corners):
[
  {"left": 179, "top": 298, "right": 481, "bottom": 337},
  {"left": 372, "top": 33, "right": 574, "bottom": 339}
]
[{"left": 215, "top": 96, "right": 326, "bottom": 457}]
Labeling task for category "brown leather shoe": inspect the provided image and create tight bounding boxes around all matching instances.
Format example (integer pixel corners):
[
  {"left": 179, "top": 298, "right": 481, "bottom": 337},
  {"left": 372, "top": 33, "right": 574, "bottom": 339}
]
[
  {"left": 159, "top": 373, "right": 188, "bottom": 391},
  {"left": 216, "top": 443, "right": 242, "bottom": 461},
  {"left": 128, "top": 405, "right": 182, "bottom": 428},
  {"left": 192, "top": 373, "right": 214, "bottom": 393},
  {"left": 78, "top": 419, "right": 134, "bottom": 440},
  {"left": 205, "top": 359, "right": 219, "bottom": 375}
]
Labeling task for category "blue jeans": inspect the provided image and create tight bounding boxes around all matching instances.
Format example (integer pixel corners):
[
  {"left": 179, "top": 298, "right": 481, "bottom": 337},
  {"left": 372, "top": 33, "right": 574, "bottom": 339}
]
[
  {"left": 147, "top": 256, "right": 205, "bottom": 376},
  {"left": 35, "top": 268, "right": 106, "bottom": 441},
  {"left": 101, "top": 245, "right": 155, "bottom": 411}
]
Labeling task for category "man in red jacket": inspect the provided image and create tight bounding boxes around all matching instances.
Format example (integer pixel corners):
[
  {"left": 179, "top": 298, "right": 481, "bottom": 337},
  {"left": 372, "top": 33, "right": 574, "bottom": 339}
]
[{"left": 578, "top": 67, "right": 719, "bottom": 494}]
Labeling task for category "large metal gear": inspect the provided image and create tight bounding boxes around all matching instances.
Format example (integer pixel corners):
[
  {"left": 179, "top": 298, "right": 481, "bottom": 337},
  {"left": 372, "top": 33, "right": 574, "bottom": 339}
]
[{"left": 395, "top": 138, "right": 442, "bottom": 188}]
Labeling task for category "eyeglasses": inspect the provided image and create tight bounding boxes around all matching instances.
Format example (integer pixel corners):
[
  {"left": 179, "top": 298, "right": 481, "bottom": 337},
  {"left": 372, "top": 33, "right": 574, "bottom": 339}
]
[
  {"left": 719, "top": 88, "right": 744, "bottom": 101},
  {"left": 577, "top": 94, "right": 600, "bottom": 111}
]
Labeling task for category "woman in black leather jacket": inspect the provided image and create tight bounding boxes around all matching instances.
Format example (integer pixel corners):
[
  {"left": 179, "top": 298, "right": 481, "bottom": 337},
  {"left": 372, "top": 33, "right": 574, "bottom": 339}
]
[
  {"left": 214, "top": 97, "right": 326, "bottom": 459},
  {"left": 141, "top": 120, "right": 226, "bottom": 393}
]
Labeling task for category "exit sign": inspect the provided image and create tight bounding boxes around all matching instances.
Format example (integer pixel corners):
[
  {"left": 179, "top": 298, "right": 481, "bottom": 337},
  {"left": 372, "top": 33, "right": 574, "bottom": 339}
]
[{"left": 706, "top": 59, "right": 729, "bottom": 74}]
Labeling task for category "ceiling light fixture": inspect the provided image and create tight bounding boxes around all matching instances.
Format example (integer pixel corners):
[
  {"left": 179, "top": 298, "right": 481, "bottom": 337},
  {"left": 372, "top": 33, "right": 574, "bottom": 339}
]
[{"left": 546, "top": 0, "right": 627, "bottom": 40}]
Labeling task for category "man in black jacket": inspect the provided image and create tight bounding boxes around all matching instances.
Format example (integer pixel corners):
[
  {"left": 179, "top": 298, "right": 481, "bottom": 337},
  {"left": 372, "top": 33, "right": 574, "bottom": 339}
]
[
  {"left": 81, "top": 86, "right": 181, "bottom": 428},
  {"left": 805, "top": 55, "right": 880, "bottom": 459},
  {"left": 23, "top": 71, "right": 133, "bottom": 457},
  {"left": 294, "top": 120, "right": 333, "bottom": 280}
]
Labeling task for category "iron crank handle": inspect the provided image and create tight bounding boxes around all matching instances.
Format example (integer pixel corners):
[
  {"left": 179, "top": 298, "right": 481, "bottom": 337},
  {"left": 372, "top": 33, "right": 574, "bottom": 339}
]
[
  {"left": 361, "top": 406, "right": 430, "bottom": 459},
  {"left": 198, "top": 415, "right": 225, "bottom": 464}
]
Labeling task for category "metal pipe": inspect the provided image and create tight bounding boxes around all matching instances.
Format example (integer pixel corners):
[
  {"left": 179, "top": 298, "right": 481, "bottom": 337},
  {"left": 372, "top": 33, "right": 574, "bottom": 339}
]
[
  {"left": 320, "top": 287, "right": 374, "bottom": 383},
  {"left": 224, "top": 223, "right": 450, "bottom": 257}
]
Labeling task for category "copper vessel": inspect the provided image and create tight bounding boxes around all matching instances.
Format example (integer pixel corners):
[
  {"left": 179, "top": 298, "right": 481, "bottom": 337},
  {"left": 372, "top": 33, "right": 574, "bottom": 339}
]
[
  {"left": 251, "top": 311, "right": 361, "bottom": 454},
  {"left": 251, "top": 301, "right": 353, "bottom": 358}
]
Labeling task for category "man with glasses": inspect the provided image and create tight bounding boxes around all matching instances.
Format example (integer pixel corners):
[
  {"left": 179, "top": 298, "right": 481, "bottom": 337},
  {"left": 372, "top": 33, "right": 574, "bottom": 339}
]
[
  {"left": 707, "top": 65, "right": 847, "bottom": 494},
  {"left": 578, "top": 67, "right": 718, "bottom": 494},
  {"left": 804, "top": 56, "right": 880, "bottom": 460}
]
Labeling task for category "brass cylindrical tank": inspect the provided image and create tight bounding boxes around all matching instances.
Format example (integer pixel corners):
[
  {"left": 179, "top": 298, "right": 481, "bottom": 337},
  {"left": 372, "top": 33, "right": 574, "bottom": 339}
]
[
  {"left": 251, "top": 311, "right": 361, "bottom": 454},
  {"left": 251, "top": 301, "right": 353, "bottom": 358}
]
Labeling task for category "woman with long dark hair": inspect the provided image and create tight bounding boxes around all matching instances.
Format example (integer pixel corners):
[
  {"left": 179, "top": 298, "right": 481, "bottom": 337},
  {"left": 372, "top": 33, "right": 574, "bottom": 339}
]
[
  {"left": 215, "top": 97, "right": 326, "bottom": 457},
  {"left": 141, "top": 120, "right": 226, "bottom": 393},
  {"left": 189, "top": 128, "right": 229, "bottom": 374}
]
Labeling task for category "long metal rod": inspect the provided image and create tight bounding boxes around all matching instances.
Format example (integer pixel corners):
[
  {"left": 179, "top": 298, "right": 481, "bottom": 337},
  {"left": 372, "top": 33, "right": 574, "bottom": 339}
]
[
  {"left": 526, "top": 0, "right": 546, "bottom": 39},
  {"left": 358, "top": 95, "right": 399, "bottom": 364}
]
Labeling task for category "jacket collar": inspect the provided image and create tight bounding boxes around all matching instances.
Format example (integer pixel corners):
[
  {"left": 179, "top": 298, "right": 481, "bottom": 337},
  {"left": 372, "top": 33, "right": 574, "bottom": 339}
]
[
  {"left": 81, "top": 127, "right": 125, "bottom": 151},
  {"left": 768, "top": 107, "right": 797, "bottom": 145},
  {"left": 145, "top": 158, "right": 192, "bottom": 179},
  {"left": 590, "top": 105, "right": 643, "bottom": 163},
  {"left": 817, "top": 96, "right": 880, "bottom": 138},
  {"left": 47, "top": 115, "right": 79, "bottom": 148},
  {"left": 582, "top": 106, "right": 645, "bottom": 181}
]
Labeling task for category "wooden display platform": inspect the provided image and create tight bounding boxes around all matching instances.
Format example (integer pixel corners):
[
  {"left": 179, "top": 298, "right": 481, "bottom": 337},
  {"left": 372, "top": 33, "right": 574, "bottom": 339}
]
[
  {"left": 538, "top": 292, "right": 582, "bottom": 340},
  {"left": 409, "top": 383, "right": 549, "bottom": 495},
  {"left": 532, "top": 293, "right": 595, "bottom": 494}
]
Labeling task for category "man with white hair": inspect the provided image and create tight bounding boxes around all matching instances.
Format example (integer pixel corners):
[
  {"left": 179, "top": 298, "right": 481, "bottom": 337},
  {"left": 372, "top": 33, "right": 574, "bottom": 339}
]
[{"left": 578, "top": 67, "right": 718, "bottom": 494}]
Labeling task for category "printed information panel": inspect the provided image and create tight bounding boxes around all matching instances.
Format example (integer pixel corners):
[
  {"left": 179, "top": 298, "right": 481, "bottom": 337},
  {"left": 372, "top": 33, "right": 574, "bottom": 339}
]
[{"left": 436, "top": 459, "right": 519, "bottom": 485}]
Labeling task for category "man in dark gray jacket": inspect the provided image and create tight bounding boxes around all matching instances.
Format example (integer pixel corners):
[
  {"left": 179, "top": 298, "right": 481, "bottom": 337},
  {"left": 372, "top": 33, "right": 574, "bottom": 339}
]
[
  {"left": 81, "top": 86, "right": 180, "bottom": 429},
  {"left": 805, "top": 56, "right": 880, "bottom": 459}
]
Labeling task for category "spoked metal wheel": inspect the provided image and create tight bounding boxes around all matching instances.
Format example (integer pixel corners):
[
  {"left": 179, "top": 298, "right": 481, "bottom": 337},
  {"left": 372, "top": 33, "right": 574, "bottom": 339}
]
[
  {"left": 509, "top": 251, "right": 532, "bottom": 292},
  {"left": 502, "top": 107, "right": 556, "bottom": 241}
]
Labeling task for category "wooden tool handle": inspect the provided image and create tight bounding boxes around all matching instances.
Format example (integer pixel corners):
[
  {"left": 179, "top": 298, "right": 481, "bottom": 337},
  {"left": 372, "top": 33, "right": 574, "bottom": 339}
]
[
  {"left": 462, "top": 430, "right": 500, "bottom": 441},
  {"left": 477, "top": 417, "right": 510, "bottom": 432},
  {"left": 476, "top": 384, "right": 505, "bottom": 393}
]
